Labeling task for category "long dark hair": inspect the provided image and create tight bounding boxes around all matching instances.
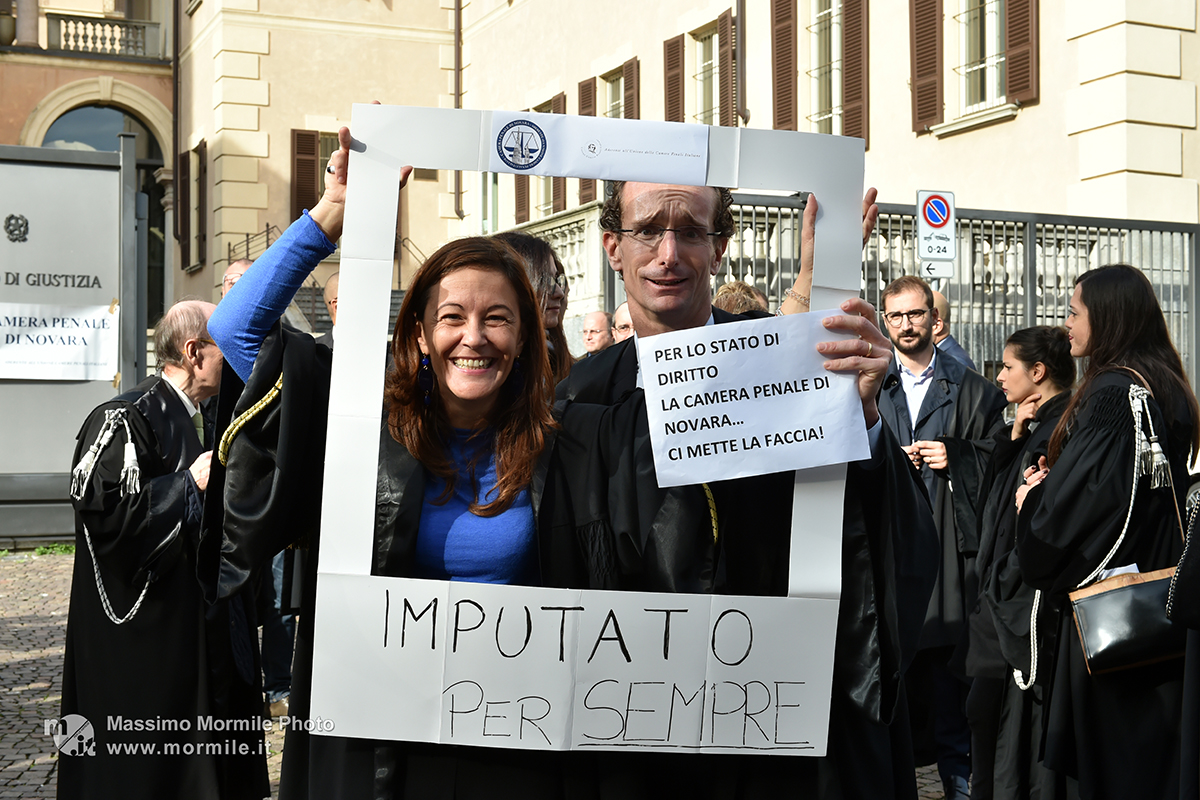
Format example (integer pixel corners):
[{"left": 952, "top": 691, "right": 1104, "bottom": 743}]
[
  {"left": 1047, "top": 264, "right": 1199, "bottom": 464},
  {"left": 384, "top": 237, "right": 556, "bottom": 516},
  {"left": 1005, "top": 326, "right": 1075, "bottom": 394},
  {"left": 491, "top": 231, "right": 575, "bottom": 384}
]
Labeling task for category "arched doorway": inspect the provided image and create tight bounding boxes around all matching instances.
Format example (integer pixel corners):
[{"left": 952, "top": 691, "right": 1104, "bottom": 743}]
[{"left": 42, "top": 105, "right": 167, "bottom": 325}]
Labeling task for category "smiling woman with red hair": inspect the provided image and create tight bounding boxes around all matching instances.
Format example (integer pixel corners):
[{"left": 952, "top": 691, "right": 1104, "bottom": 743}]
[{"left": 206, "top": 130, "right": 574, "bottom": 799}]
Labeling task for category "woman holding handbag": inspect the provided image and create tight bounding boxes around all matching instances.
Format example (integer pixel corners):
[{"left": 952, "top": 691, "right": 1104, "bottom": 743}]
[
  {"left": 1015, "top": 264, "right": 1199, "bottom": 799},
  {"left": 966, "top": 326, "right": 1075, "bottom": 800}
]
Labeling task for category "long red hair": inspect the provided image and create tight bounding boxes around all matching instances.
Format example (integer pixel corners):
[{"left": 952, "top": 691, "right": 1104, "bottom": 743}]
[{"left": 384, "top": 237, "right": 556, "bottom": 516}]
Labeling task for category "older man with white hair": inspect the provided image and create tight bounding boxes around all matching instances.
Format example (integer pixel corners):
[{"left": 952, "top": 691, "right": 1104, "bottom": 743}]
[{"left": 60, "top": 299, "right": 267, "bottom": 800}]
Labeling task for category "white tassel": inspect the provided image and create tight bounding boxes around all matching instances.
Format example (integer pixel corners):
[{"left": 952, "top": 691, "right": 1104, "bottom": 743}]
[
  {"left": 70, "top": 449, "right": 97, "bottom": 500},
  {"left": 1149, "top": 437, "right": 1171, "bottom": 489},
  {"left": 117, "top": 417, "right": 140, "bottom": 496},
  {"left": 119, "top": 440, "right": 141, "bottom": 496},
  {"left": 70, "top": 410, "right": 122, "bottom": 501}
]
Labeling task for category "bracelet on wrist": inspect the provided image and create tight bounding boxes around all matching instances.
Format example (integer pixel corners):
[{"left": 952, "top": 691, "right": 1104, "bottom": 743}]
[{"left": 784, "top": 287, "right": 810, "bottom": 306}]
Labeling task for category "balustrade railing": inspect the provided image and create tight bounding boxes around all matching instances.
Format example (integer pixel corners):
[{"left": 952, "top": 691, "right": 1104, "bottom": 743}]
[{"left": 47, "top": 13, "right": 161, "bottom": 58}]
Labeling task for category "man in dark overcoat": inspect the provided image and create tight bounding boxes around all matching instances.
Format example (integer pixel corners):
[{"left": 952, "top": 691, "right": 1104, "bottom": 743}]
[
  {"left": 60, "top": 299, "right": 266, "bottom": 800},
  {"left": 876, "top": 276, "right": 1007, "bottom": 799}
]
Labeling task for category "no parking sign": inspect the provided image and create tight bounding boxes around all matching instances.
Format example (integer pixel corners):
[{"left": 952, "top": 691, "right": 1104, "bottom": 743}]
[{"left": 916, "top": 190, "right": 956, "bottom": 263}]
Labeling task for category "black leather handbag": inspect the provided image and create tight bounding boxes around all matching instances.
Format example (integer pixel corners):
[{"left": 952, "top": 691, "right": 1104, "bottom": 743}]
[
  {"left": 1066, "top": 379, "right": 1187, "bottom": 675},
  {"left": 1070, "top": 567, "right": 1184, "bottom": 674}
]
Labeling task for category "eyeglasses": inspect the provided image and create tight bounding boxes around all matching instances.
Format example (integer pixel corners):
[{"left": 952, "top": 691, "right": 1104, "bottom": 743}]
[
  {"left": 582, "top": 328, "right": 607, "bottom": 336},
  {"left": 552, "top": 273, "right": 568, "bottom": 290},
  {"left": 612, "top": 324, "right": 633, "bottom": 334},
  {"left": 882, "top": 308, "right": 930, "bottom": 328},
  {"left": 222, "top": 273, "right": 244, "bottom": 288},
  {"left": 618, "top": 226, "right": 721, "bottom": 248}
]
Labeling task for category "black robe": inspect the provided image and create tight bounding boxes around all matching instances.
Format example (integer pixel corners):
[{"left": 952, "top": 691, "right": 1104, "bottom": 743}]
[
  {"left": 1017, "top": 371, "right": 1189, "bottom": 800},
  {"left": 878, "top": 350, "right": 1008, "bottom": 653},
  {"left": 201, "top": 323, "right": 581, "bottom": 800},
  {"left": 966, "top": 390, "right": 1071, "bottom": 800},
  {"left": 547, "top": 307, "right": 941, "bottom": 800},
  {"left": 62, "top": 375, "right": 266, "bottom": 800}
]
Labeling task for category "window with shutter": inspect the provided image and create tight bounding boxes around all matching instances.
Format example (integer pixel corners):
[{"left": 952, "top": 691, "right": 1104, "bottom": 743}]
[
  {"left": 579, "top": 77, "right": 597, "bottom": 204},
  {"left": 956, "top": 0, "right": 1006, "bottom": 113},
  {"left": 1005, "top": 0, "right": 1038, "bottom": 105},
  {"left": 514, "top": 175, "right": 529, "bottom": 224},
  {"left": 551, "top": 92, "right": 566, "bottom": 213},
  {"left": 809, "top": 0, "right": 842, "bottom": 135},
  {"left": 693, "top": 28, "right": 718, "bottom": 124},
  {"left": 910, "top": 0, "right": 943, "bottom": 133},
  {"left": 841, "top": 0, "right": 869, "bottom": 146},
  {"left": 718, "top": 9, "right": 735, "bottom": 127},
  {"left": 291, "top": 129, "right": 320, "bottom": 223},
  {"left": 623, "top": 57, "right": 640, "bottom": 120},
  {"left": 176, "top": 149, "right": 190, "bottom": 268},
  {"left": 195, "top": 140, "right": 207, "bottom": 266},
  {"left": 771, "top": 0, "right": 797, "bottom": 131},
  {"left": 664, "top": 35, "right": 685, "bottom": 123}
]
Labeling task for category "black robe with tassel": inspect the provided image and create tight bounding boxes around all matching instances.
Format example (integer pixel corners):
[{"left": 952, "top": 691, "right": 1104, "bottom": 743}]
[{"left": 1017, "top": 371, "right": 1189, "bottom": 800}]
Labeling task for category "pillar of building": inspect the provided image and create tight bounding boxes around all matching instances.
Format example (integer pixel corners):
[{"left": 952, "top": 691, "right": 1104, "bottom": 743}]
[{"left": 14, "top": 0, "right": 39, "bottom": 47}]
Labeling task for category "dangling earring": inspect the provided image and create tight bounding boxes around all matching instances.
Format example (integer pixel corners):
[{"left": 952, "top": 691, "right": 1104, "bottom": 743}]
[{"left": 418, "top": 354, "right": 433, "bottom": 406}]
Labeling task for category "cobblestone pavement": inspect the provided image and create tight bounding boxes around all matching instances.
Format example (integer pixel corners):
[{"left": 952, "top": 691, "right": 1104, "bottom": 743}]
[{"left": 1, "top": 552, "right": 944, "bottom": 799}]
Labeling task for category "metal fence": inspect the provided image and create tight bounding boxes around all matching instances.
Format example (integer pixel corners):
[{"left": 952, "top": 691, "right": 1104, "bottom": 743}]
[{"left": 720, "top": 194, "right": 1200, "bottom": 385}]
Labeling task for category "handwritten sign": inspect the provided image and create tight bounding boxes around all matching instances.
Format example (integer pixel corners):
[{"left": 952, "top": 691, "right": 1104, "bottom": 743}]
[
  {"left": 309, "top": 105, "right": 868, "bottom": 756},
  {"left": 0, "top": 302, "right": 120, "bottom": 380},
  {"left": 309, "top": 575, "right": 839, "bottom": 753},
  {"left": 638, "top": 312, "right": 870, "bottom": 487}
]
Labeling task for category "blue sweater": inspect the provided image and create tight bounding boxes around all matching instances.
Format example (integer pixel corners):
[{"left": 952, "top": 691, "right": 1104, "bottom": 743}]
[{"left": 208, "top": 213, "right": 537, "bottom": 585}]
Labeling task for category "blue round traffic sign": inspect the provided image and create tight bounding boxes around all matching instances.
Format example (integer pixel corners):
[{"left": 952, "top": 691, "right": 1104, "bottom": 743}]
[{"left": 922, "top": 195, "right": 950, "bottom": 228}]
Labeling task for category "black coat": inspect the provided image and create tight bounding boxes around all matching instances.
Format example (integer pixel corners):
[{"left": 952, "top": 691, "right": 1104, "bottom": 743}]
[
  {"left": 878, "top": 348, "right": 1008, "bottom": 651},
  {"left": 964, "top": 390, "right": 1071, "bottom": 800},
  {"left": 62, "top": 375, "right": 266, "bottom": 800},
  {"left": 1017, "top": 371, "right": 1189, "bottom": 799},
  {"left": 548, "top": 307, "right": 940, "bottom": 800},
  {"left": 202, "top": 323, "right": 576, "bottom": 800}
]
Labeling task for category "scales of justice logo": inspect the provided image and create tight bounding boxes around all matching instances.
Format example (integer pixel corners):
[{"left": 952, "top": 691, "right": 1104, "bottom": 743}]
[{"left": 496, "top": 119, "right": 547, "bottom": 171}]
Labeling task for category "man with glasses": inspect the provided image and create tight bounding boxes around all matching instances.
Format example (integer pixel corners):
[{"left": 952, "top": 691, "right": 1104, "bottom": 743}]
[
  {"left": 222, "top": 258, "right": 252, "bottom": 297},
  {"left": 61, "top": 300, "right": 268, "bottom": 799},
  {"left": 581, "top": 310, "right": 614, "bottom": 355},
  {"left": 876, "top": 275, "right": 1006, "bottom": 800},
  {"left": 551, "top": 182, "right": 939, "bottom": 799},
  {"left": 610, "top": 301, "right": 633, "bottom": 342}
]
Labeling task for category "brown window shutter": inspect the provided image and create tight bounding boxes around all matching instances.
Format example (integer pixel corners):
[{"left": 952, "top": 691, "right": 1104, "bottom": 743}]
[
  {"left": 195, "top": 140, "right": 207, "bottom": 266},
  {"left": 1006, "top": 0, "right": 1039, "bottom": 105},
  {"left": 578, "top": 77, "right": 597, "bottom": 204},
  {"left": 291, "top": 129, "right": 320, "bottom": 223},
  {"left": 718, "top": 9, "right": 736, "bottom": 127},
  {"left": 842, "top": 0, "right": 869, "bottom": 147},
  {"left": 623, "top": 57, "right": 640, "bottom": 120},
  {"left": 176, "top": 150, "right": 190, "bottom": 267},
  {"left": 664, "top": 35, "right": 685, "bottom": 123},
  {"left": 514, "top": 175, "right": 529, "bottom": 224},
  {"left": 550, "top": 92, "right": 567, "bottom": 213},
  {"left": 771, "top": 0, "right": 797, "bottom": 131},
  {"left": 909, "top": 0, "right": 943, "bottom": 133}
]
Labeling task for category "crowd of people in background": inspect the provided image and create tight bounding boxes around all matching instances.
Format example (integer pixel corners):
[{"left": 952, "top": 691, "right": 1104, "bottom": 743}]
[{"left": 60, "top": 124, "right": 1200, "bottom": 800}]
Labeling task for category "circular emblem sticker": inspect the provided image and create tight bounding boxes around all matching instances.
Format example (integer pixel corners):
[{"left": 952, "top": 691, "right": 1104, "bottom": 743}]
[
  {"left": 5, "top": 214, "right": 29, "bottom": 243},
  {"left": 497, "top": 120, "right": 547, "bottom": 171},
  {"left": 581, "top": 140, "right": 602, "bottom": 159}
]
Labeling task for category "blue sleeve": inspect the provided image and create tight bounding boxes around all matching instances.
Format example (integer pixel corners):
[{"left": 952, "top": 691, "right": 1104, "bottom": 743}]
[{"left": 208, "top": 211, "right": 337, "bottom": 382}]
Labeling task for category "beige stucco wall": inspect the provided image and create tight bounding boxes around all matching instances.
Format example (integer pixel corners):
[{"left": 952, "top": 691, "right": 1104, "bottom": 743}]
[
  {"left": 177, "top": 0, "right": 452, "bottom": 302},
  {"left": 457, "top": 0, "right": 1199, "bottom": 227}
]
